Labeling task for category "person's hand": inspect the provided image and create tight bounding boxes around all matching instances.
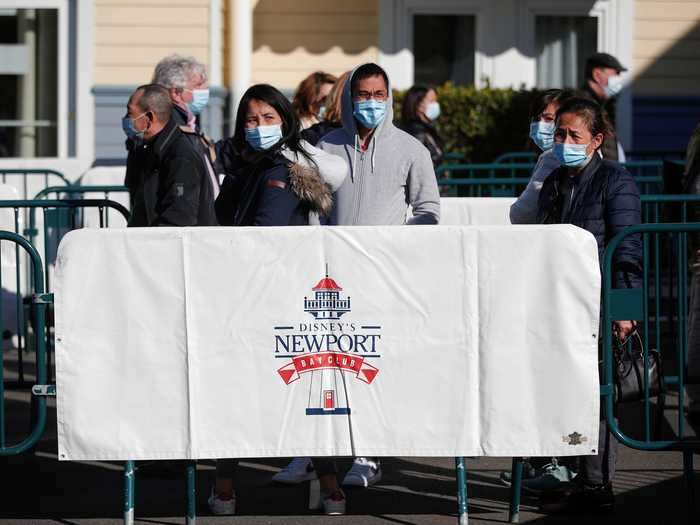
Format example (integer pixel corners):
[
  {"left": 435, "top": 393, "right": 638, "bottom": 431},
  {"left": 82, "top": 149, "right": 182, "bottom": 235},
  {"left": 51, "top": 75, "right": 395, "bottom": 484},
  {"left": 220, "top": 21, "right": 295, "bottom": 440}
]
[{"left": 614, "top": 320, "right": 636, "bottom": 341}]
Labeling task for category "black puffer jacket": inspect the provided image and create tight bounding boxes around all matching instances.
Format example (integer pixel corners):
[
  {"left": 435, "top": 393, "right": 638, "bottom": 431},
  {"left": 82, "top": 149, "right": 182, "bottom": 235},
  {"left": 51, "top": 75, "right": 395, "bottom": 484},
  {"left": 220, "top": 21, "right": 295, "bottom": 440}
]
[{"left": 537, "top": 154, "right": 642, "bottom": 288}]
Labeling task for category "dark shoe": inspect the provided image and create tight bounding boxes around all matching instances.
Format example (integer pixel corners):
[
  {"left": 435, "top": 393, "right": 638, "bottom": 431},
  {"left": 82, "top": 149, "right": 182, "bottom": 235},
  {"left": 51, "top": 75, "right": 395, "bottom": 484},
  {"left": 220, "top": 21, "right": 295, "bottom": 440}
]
[
  {"left": 688, "top": 407, "right": 700, "bottom": 425},
  {"left": 539, "top": 483, "right": 615, "bottom": 514},
  {"left": 499, "top": 460, "right": 536, "bottom": 487}
]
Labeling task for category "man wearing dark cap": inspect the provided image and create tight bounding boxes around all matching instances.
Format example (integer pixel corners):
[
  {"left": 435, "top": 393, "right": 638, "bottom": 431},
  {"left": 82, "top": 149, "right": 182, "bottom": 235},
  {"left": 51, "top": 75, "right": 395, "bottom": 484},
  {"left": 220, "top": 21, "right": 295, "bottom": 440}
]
[{"left": 582, "top": 52, "right": 627, "bottom": 161}]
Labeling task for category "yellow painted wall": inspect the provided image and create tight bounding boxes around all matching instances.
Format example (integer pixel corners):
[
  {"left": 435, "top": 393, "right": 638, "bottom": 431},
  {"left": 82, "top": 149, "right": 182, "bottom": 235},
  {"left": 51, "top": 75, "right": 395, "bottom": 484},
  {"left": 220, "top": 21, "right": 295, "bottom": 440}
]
[
  {"left": 94, "top": 0, "right": 213, "bottom": 85},
  {"left": 633, "top": 0, "right": 700, "bottom": 95},
  {"left": 251, "top": 0, "right": 379, "bottom": 91}
]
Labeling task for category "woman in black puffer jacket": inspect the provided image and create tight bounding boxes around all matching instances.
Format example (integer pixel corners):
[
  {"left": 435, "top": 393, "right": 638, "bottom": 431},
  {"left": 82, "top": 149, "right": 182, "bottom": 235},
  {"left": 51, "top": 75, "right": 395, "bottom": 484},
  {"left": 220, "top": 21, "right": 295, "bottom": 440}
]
[
  {"left": 537, "top": 97, "right": 642, "bottom": 289},
  {"left": 536, "top": 97, "right": 641, "bottom": 514},
  {"left": 399, "top": 86, "right": 444, "bottom": 168}
]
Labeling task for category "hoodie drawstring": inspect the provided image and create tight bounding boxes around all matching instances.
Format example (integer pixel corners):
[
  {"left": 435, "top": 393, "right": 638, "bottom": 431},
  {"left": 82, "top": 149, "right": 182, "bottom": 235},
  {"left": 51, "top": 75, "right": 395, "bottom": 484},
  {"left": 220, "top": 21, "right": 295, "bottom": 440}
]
[{"left": 351, "top": 134, "right": 359, "bottom": 182}]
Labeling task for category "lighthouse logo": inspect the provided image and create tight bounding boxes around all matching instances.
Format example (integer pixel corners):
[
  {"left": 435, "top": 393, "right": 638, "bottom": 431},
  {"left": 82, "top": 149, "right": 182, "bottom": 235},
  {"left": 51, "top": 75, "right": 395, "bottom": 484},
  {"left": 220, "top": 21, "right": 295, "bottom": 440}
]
[{"left": 274, "top": 269, "right": 380, "bottom": 415}]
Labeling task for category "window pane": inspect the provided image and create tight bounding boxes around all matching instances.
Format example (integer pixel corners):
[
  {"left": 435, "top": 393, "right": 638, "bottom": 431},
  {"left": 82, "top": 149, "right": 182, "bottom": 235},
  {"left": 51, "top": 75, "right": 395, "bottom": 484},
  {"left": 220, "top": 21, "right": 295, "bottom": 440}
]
[
  {"left": 0, "top": 9, "right": 58, "bottom": 157},
  {"left": 536, "top": 16, "right": 597, "bottom": 89},
  {"left": 414, "top": 15, "right": 475, "bottom": 86}
]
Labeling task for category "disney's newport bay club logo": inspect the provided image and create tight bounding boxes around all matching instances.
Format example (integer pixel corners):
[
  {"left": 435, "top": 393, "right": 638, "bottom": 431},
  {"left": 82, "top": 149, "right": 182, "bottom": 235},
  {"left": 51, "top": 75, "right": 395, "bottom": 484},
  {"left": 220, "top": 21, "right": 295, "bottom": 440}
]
[{"left": 274, "top": 268, "right": 380, "bottom": 416}]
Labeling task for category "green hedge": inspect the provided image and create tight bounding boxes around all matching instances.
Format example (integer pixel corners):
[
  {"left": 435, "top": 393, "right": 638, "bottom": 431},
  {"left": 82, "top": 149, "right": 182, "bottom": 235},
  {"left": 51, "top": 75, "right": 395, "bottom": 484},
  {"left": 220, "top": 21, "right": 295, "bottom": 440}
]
[{"left": 393, "top": 83, "right": 542, "bottom": 163}]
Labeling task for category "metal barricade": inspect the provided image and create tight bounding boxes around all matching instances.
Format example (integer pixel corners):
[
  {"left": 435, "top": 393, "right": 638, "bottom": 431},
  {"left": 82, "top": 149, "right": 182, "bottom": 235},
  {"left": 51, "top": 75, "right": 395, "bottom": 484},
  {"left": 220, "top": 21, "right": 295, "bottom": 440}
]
[
  {"left": 601, "top": 223, "right": 700, "bottom": 522},
  {"left": 0, "top": 231, "right": 50, "bottom": 456},
  {"left": 0, "top": 200, "right": 129, "bottom": 389},
  {"left": 436, "top": 164, "right": 536, "bottom": 198},
  {"left": 34, "top": 185, "right": 129, "bottom": 203},
  {"left": 493, "top": 152, "right": 537, "bottom": 164},
  {"left": 33, "top": 185, "right": 131, "bottom": 230},
  {"left": 0, "top": 169, "right": 71, "bottom": 200},
  {"left": 623, "top": 161, "right": 665, "bottom": 194},
  {"left": 642, "top": 195, "right": 700, "bottom": 224},
  {"left": 436, "top": 163, "right": 664, "bottom": 196}
]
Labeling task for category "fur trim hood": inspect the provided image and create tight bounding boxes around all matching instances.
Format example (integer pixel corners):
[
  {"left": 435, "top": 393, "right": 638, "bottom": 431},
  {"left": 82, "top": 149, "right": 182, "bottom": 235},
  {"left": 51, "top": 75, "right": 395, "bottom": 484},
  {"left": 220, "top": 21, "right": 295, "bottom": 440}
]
[{"left": 288, "top": 162, "right": 333, "bottom": 217}]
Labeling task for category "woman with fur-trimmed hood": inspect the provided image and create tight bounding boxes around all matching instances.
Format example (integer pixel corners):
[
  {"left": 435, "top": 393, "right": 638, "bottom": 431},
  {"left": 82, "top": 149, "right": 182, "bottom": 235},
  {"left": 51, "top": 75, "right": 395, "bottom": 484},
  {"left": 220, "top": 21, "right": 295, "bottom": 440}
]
[
  {"left": 214, "top": 83, "right": 347, "bottom": 227},
  {"left": 209, "top": 83, "right": 349, "bottom": 516}
]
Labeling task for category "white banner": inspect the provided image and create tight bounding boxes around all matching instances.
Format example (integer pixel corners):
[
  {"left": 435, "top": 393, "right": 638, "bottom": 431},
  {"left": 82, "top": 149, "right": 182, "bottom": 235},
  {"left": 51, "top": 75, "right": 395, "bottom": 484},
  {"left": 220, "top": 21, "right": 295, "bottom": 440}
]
[
  {"left": 55, "top": 226, "right": 601, "bottom": 461},
  {"left": 408, "top": 197, "right": 516, "bottom": 225}
]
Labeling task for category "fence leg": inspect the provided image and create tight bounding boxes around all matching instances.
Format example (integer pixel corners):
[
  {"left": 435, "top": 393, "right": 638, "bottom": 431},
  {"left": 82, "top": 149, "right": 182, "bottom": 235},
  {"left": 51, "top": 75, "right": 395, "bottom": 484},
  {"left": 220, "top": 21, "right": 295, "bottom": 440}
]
[
  {"left": 683, "top": 450, "right": 696, "bottom": 523},
  {"left": 186, "top": 460, "right": 197, "bottom": 525},
  {"left": 124, "top": 460, "right": 135, "bottom": 525},
  {"left": 508, "top": 458, "right": 524, "bottom": 523},
  {"left": 455, "top": 457, "right": 468, "bottom": 525}
]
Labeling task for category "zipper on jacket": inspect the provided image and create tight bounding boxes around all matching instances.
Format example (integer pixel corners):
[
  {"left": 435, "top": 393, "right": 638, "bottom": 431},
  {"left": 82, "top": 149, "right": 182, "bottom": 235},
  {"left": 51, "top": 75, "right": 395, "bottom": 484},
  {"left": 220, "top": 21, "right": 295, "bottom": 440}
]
[{"left": 352, "top": 151, "right": 365, "bottom": 224}]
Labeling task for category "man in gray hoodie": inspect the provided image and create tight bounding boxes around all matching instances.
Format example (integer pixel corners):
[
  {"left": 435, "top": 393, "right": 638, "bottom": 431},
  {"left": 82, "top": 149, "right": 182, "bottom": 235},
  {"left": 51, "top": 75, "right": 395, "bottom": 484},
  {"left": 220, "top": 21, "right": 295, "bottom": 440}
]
[
  {"left": 318, "top": 63, "right": 440, "bottom": 225},
  {"left": 317, "top": 63, "right": 439, "bottom": 488}
]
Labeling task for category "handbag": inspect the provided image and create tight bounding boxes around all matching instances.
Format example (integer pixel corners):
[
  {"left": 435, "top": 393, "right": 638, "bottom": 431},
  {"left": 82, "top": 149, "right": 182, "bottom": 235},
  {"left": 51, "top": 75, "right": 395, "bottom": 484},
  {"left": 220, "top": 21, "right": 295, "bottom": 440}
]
[{"left": 613, "top": 331, "right": 664, "bottom": 403}]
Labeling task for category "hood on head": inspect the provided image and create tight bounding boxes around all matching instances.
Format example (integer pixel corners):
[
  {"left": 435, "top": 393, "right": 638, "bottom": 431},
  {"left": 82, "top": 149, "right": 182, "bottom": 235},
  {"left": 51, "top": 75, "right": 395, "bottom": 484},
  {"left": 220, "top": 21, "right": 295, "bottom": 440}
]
[{"left": 341, "top": 63, "right": 394, "bottom": 143}]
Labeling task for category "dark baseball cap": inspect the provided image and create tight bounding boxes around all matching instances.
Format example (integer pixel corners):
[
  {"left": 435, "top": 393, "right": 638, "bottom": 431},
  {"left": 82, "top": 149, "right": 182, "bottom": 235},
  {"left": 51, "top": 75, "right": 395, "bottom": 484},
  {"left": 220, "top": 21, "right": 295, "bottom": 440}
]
[{"left": 586, "top": 52, "right": 627, "bottom": 72}]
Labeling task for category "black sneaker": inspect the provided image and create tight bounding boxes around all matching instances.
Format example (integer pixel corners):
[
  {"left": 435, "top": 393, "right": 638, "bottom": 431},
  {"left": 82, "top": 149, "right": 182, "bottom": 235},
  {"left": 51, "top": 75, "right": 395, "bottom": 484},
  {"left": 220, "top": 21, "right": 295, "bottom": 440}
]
[
  {"left": 499, "top": 460, "right": 536, "bottom": 487},
  {"left": 539, "top": 483, "right": 615, "bottom": 514}
]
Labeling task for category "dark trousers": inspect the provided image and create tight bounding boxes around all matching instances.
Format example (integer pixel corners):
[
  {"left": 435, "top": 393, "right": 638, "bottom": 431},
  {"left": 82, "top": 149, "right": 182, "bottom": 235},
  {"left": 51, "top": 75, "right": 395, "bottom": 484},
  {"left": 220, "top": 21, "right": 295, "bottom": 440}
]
[
  {"left": 216, "top": 458, "right": 337, "bottom": 481},
  {"left": 578, "top": 412, "right": 617, "bottom": 486}
]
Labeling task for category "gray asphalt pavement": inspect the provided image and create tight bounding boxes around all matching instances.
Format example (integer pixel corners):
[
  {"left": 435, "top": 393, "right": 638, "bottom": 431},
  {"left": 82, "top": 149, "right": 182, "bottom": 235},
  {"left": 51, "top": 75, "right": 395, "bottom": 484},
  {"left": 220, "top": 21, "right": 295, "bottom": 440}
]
[{"left": 1, "top": 348, "right": 699, "bottom": 525}]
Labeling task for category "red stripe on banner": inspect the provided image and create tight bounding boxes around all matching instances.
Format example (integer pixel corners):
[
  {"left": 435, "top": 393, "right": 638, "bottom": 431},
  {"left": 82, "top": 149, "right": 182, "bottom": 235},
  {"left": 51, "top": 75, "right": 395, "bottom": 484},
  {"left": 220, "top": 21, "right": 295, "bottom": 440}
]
[{"left": 276, "top": 352, "right": 379, "bottom": 385}]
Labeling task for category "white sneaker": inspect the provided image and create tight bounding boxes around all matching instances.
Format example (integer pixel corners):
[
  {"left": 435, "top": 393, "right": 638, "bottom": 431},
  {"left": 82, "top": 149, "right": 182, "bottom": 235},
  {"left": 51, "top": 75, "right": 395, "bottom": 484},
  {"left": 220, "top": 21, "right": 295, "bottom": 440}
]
[
  {"left": 207, "top": 489, "right": 236, "bottom": 515},
  {"left": 321, "top": 489, "right": 346, "bottom": 515},
  {"left": 272, "top": 457, "right": 317, "bottom": 484},
  {"left": 342, "top": 457, "right": 382, "bottom": 487}
]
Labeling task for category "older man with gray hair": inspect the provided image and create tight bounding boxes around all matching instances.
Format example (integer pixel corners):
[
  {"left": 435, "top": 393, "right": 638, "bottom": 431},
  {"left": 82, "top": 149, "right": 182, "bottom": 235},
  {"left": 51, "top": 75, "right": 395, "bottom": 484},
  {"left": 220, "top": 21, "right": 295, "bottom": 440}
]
[
  {"left": 152, "top": 54, "right": 220, "bottom": 197},
  {"left": 153, "top": 54, "right": 209, "bottom": 130}
]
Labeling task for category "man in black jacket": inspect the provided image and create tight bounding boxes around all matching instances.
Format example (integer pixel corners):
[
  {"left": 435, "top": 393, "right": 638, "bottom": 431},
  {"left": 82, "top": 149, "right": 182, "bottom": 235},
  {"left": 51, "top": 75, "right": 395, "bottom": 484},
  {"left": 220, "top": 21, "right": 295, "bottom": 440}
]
[
  {"left": 581, "top": 53, "right": 627, "bottom": 161},
  {"left": 151, "top": 54, "right": 219, "bottom": 196},
  {"left": 124, "top": 84, "right": 217, "bottom": 227}
]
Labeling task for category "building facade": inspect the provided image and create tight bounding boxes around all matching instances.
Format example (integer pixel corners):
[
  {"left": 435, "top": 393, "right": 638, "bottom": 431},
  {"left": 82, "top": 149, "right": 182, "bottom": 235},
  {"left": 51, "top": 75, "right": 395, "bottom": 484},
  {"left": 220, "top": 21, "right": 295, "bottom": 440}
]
[{"left": 0, "top": 0, "right": 698, "bottom": 178}]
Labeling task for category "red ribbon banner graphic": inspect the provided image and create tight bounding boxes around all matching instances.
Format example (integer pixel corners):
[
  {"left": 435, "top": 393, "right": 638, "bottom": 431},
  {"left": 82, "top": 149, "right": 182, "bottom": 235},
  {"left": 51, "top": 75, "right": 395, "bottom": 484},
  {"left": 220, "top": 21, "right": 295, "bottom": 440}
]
[{"left": 277, "top": 352, "right": 379, "bottom": 385}]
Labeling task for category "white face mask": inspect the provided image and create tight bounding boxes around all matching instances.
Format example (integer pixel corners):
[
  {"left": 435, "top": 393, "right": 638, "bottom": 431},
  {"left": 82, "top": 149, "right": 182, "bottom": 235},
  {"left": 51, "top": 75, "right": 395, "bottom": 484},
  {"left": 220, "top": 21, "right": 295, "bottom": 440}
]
[
  {"left": 424, "top": 101, "right": 441, "bottom": 121},
  {"left": 603, "top": 74, "right": 623, "bottom": 98}
]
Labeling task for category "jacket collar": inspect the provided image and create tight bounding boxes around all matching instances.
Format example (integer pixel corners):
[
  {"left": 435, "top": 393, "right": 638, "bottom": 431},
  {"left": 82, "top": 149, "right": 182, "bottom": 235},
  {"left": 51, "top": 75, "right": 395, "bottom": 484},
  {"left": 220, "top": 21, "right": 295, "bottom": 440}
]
[
  {"left": 576, "top": 151, "right": 602, "bottom": 187},
  {"left": 149, "top": 117, "right": 179, "bottom": 161}
]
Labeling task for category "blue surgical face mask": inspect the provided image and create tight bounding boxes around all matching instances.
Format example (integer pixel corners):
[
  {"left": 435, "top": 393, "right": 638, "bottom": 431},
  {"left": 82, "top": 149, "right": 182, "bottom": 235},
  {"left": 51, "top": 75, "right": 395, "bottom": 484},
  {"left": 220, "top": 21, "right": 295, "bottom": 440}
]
[
  {"left": 245, "top": 124, "right": 283, "bottom": 151},
  {"left": 529, "top": 121, "right": 556, "bottom": 151},
  {"left": 553, "top": 142, "right": 591, "bottom": 168},
  {"left": 425, "top": 101, "right": 441, "bottom": 121},
  {"left": 187, "top": 88, "right": 210, "bottom": 115},
  {"left": 603, "top": 75, "right": 623, "bottom": 98},
  {"left": 122, "top": 113, "right": 147, "bottom": 141},
  {"left": 353, "top": 99, "right": 387, "bottom": 129}
]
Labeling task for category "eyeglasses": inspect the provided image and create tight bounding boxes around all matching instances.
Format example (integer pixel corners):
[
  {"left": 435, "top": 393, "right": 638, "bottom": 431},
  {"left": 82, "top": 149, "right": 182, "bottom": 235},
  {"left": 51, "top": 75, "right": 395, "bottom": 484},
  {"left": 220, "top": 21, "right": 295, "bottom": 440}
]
[
  {"left": 354, "top": 90, "right": 388, "bottom": 101},
  {"left": 127, "top": 111, "right": 149, "bottom": 122}
]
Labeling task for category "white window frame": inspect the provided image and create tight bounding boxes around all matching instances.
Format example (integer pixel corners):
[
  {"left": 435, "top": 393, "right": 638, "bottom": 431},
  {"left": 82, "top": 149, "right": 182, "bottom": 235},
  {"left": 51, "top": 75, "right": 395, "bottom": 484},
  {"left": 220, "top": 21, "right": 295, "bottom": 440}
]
[
  {"left": 517, "top": 0, "right": 634, "bottom": 151},
  {"left": 379, "top": 0, "right": 634, "bottom": 148},
  {"left": 379, "top": 0, "right": 488, "bottom": 90},
  {"left": 0, "top": 0, "right": 94, "bottom": 176}
]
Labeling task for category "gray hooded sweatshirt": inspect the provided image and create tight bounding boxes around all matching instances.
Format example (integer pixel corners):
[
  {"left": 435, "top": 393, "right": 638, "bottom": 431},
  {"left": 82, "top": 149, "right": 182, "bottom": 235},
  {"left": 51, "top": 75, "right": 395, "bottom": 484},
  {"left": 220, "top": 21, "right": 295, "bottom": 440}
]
[{"left": 318, "top": 65, "right": 440, "bottom": 225}]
